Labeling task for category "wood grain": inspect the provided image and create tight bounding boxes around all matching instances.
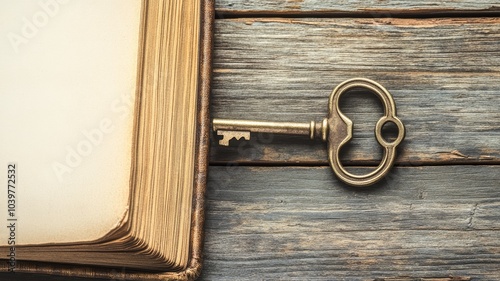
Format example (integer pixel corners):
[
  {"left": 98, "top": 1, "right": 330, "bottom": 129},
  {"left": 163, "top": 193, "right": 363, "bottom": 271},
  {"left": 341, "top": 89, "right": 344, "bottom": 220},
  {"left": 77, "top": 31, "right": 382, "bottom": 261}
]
[
  {"left": 0, "top": 273, "right": 106, "bottom": 281},
  {"left": 201, "top": 165, "right": 500, "bottom": 280},
  {"left": 210, "top": 17, "right": 500, "bottom": 165},
  {"left": 216, "top": 0, "right": 500, "bottom": 15}
]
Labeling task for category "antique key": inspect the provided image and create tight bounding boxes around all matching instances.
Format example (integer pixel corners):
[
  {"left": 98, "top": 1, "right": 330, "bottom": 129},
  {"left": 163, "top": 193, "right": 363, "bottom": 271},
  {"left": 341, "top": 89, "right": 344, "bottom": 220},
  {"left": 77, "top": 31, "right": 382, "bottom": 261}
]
[{"left": 213, "top": 78, "right": 405, "bottom": 187}]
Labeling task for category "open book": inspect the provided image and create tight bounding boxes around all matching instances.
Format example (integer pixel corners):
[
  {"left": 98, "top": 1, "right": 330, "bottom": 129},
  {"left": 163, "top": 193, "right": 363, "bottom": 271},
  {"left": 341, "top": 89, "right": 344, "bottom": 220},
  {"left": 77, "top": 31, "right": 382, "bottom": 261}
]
[{"left": 0, "top": 0, "right": 212, "bottom": 279}]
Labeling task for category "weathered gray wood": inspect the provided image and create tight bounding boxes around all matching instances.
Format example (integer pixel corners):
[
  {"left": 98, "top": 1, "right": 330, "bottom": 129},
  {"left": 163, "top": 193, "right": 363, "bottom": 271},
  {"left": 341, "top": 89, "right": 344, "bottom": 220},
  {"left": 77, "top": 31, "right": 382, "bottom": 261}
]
[
  {"left": 201, "top": 165, "right": 500, "bottom": 280},
  {"left": 216, "top": 1, "right": 500, "bottom": 14},
  {"left": 0, "top": 273, "right": 105, "bottom": 281},
  {"left": 211, "top": 18, "right": 500, "bottom": 165}
]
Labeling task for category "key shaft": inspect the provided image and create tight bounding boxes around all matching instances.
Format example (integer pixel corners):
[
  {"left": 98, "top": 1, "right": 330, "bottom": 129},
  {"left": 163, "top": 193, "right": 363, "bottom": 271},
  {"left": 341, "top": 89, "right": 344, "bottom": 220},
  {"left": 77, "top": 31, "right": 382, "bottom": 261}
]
[{"left": 213, "top": 118, "right": 328, "bottom": 141}]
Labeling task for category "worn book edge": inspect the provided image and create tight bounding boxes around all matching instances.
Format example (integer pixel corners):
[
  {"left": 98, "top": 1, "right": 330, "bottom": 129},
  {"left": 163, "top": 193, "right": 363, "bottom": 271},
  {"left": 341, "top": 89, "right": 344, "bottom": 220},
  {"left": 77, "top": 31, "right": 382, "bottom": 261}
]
[{"left": 0, "top": 0, "right": 213, "bottom": 279}]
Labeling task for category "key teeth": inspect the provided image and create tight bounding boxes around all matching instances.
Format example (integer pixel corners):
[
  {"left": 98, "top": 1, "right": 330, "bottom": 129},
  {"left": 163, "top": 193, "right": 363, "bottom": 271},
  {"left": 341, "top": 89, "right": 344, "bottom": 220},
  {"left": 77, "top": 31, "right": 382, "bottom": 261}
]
[
  {"left": 218, "top": 138, "right": 230, "bottom": 146},
  {"left": 216, "top": 130, "right": 250, "bottom": 146}
]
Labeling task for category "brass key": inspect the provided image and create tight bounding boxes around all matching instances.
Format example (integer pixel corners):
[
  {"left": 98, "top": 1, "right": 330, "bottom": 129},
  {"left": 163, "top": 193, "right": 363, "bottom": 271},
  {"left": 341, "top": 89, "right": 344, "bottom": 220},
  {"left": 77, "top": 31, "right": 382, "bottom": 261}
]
[{"left": 213, "top": 78, "right": 405, "bottom": 187}]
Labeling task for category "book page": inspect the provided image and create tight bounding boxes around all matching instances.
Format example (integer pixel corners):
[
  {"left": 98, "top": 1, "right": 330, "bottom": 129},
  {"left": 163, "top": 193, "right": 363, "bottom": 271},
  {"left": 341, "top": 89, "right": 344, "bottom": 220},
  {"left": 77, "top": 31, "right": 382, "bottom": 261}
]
[{"left": 0, "top": 0, "right": 142, "bottom": 245}]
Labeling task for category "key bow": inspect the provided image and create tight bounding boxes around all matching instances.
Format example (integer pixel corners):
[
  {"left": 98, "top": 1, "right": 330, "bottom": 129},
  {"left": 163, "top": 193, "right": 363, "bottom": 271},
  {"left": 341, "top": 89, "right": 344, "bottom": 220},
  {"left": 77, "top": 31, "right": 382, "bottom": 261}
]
[{"left": 327, "top": 78, "right": 405, "bottom": 187}]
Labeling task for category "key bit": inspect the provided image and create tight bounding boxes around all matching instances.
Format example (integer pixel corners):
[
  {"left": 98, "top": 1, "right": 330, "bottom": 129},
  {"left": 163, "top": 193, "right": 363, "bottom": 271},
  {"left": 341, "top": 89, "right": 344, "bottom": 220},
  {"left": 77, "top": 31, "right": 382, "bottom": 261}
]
[{"left": 216, "top": 130, "right": 250, "bottom": 146}]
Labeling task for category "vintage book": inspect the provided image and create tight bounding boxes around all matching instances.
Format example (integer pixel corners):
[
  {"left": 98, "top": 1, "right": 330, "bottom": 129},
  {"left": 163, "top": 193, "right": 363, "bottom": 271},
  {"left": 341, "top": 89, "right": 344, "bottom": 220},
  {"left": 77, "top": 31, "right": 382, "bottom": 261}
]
[{"left": 0, "top": 0, "right": 213, "bottom": 280}]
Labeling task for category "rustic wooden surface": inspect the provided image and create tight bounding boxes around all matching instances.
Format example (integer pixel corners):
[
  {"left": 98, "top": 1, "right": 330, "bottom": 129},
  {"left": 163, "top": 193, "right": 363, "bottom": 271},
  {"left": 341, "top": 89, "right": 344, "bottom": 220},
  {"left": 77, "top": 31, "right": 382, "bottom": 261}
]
[
  {"left": 216, "top": 1, "right": 500, "bottom": 15},
  {"left": 202, "top": 166, "right": 500, "bottom": 280},
  {"left": 210, "top": 17, "right": 500, "bottom": 165},
  {"left": 4, "top": 2, "right": 500, "bottom": 281},
  {"left": 202, "top": 1, "right": 500, "bottom": 280}
]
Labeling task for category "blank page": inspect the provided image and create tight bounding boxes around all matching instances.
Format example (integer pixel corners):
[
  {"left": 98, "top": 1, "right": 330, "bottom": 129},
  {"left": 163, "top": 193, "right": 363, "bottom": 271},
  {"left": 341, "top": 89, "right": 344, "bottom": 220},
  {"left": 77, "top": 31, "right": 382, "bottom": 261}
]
[{"left": 0, "top": 0, "right": 142, "bottom": 245}]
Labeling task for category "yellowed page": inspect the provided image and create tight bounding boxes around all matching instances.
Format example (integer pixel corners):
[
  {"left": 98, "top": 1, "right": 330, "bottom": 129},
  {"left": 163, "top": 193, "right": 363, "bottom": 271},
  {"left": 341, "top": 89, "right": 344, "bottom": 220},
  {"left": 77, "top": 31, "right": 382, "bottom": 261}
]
[{"left": 0, "top": 0, "right": 141, "bottom": 245}]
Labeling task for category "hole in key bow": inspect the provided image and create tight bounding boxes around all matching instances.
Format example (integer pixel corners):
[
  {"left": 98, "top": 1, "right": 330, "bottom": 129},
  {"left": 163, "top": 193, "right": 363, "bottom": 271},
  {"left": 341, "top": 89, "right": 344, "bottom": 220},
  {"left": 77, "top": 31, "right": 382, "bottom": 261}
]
[
  {"left": 381, "top": 120, "right": 399, "bottom": 144},
  {"left": 337, "top": 88, "right": 384, "bottom": 169}
]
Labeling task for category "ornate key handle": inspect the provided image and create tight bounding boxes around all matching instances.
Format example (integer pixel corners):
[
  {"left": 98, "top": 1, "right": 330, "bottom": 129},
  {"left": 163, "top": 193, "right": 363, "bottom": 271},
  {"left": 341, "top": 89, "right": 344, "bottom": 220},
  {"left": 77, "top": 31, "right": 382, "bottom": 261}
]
[{"left": 327, "top": 78, "right": 405, "bottom": 187}]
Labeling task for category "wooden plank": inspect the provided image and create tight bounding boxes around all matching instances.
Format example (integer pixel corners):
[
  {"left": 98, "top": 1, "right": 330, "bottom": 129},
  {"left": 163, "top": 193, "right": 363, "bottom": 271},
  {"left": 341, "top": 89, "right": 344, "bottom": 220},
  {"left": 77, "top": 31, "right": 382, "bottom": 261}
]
[
  {"left": 210, "top": 18, "right": 500, "bottom": 165},
  {"left": 201, "top": 165, "right": 500, "bottom": 280},
  {"left": 216, "top": 1, "right": 500, "bottom": 15},
  {"left": 0, "top": 273, "right": 105, "bottom": 281}
]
